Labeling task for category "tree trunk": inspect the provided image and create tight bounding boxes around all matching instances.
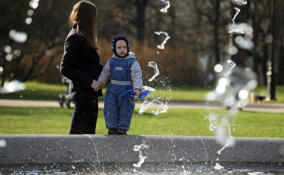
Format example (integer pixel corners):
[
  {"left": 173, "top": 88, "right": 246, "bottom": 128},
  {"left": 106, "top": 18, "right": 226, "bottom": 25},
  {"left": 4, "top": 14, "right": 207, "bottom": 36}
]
[
  {"left": 214, "top": 0, "right": 220, "bottom": 64},
  {"left": 135, "top": 0, "right": 148, "bottom": 41}
]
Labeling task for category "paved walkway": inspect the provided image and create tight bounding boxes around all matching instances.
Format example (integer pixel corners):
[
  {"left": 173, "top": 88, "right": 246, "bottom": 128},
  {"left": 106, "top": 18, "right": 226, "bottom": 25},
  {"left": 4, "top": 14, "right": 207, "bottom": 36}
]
[{"left": 0, "top": 99, "right": 284, "bottom": 113}]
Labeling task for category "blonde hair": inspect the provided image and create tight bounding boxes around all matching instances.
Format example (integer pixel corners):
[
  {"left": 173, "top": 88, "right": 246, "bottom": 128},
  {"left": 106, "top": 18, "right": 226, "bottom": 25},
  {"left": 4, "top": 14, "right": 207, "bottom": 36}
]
[{"left": 69, "top": 0, "right": 97, "bottom": 49}]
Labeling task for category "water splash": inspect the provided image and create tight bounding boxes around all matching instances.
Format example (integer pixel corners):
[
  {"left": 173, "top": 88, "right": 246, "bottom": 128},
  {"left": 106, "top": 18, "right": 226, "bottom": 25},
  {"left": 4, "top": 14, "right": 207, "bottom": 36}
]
[
  {"left": 148, "top": 61, "right": 160, "bottom": 82},
  {"left": 133, "top": 144, "right": 149, "bottom": 168},
  {"left": 155, "top": 31, "right": 171, "bottom": 50},
  {"left": 232, "top": 7, "right": 240, "bottom": 25},
  {"left": 139, "top": 83, "right": 171, "bottom": 116},
  {"left": 214, "top": 163, "right": 224, "bottom": 171},
  {"left": 231, "top": 0, "right": 247, "bottom": 6},
  {"left": 29, "top": 0, "right": 40, "bottom": 9},
  {"left": 0, "top": 81, "right": 26, "bottom": 94},
  {"left": 25, "top": 17, "right": 33, "bottom": 25},
  {"left": 227, "top": 60, "right": 236, "bottom": 70},
  {"left": 86, "top": 135, "right": 100, "bottom": 166},
  {"left": 207, "top": 63, "right": 257, "bottom": 109},
  {"left": 226, "top": 46, "right": 238, "bottom": 55},
  {"left": 9, "top": 30, "right": 28, "bottom": 43},
  {"left": 27, "top": 9, "right": 34, "bottom": 16},
  {"left": 217, "top": 143, "right": 229, "bottom": 155},
  {"left": 229, "top": 23, "right": 253, "bottom": 36},
  {"left": 4, "top": 45, "right": 12, "bottom": 54},
  {"left": 151, "top": 97, "right": 169, "bottom": 115},
  {"left": 160, "top": 0, "right": 170, "bottom": 13},
  {"left": 235, "top": 35, "right": 254, "bottom": 50},
  {"left": 139, "top": 100, "right": 153, "bottom": 114},
  {"left": 143, "top": 85, "right": 156, "bottom": 92},
  {"left": 204, "top": 114, "right": 218, "bottom": 131},
  {"left": 206, "top": 62, "right": 257, "bottom": 146},
  {"left": 0, "top": 140, "right": 7, "bottom": 148}
]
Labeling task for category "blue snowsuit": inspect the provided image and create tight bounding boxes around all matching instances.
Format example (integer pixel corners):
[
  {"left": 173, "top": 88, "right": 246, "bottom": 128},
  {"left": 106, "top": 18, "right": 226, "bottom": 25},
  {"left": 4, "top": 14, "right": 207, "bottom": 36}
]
[
  {"left": 104, "top": 57, "right": 136, "bottom": 131},
  {"left": 97, "top": 35, "right": 143, "bottom": 131}
]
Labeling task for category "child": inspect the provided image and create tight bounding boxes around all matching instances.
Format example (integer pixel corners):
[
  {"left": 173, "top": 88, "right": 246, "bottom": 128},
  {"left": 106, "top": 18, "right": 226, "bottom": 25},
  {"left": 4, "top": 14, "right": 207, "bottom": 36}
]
[{"left": 94, "top": 34, "right": 143, "bottom": 135}]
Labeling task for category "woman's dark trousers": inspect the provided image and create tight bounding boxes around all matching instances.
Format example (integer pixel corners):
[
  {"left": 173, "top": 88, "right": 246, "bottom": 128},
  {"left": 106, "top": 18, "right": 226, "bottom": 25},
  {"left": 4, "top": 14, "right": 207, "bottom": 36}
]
[{"left": 69, "top": 98, "right": 98, "bottom": 134}]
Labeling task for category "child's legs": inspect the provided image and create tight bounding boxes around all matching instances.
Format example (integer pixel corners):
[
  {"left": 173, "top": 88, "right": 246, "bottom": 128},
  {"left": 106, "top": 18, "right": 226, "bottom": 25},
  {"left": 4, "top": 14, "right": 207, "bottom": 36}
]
[
  {"left": 117, "top": 96, "right": 135, "bottom": 131},
  {"left": 104, "top": 89, "right": 119, "bottom": 129}
]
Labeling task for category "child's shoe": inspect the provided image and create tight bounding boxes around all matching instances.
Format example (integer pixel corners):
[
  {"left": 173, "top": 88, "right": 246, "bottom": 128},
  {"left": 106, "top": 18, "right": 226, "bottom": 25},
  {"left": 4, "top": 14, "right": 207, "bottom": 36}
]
[
  {"left": 116, "top": 129, "right": 127, "bottom": 135},
  {"left": 108, "top": 128, "right": 117, "bottom": 135}
]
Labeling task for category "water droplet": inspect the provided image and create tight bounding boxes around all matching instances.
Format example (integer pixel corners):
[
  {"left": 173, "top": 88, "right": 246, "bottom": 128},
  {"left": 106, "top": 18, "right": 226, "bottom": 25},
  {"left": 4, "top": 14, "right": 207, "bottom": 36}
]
[
  {"left": 0, "top": 81, "right": 26, "bottom": 94},
  {"left": 214, "top": 163, "right": 224, "bottom": 171},
  {"left": 29, "top": 0, "right": 39, "bottom": 9},
  {"left": 206, "top": 92, "right": 216, "bottom": 101},
  {"left": 9, "top": 29, "right": 28, "bottom": 43},
  {"left": 27, "top": 9, "right": 34, "bottom": 16},
  {"left": 25, "top": 17, "right": 33, "bottom": 25},
  {"left": 231, "top": 0, "right": 247, "bottom": 6},
  {"left": 14, "top": 49, "right": 22, "bottom": 56},
  {"left": 239, "top": 89, "right": 249, "bottom": 100},
  {"left": 0, "top": 140, "right": 7, "bottom": 147},
  {"left": 155, "top": 31, "right": 171, "bottom": 50},
  {"left": 214, "top": 64, "right": 223, "bottom": 73},
  {"left": 148, "top": 61, "right": 160, "bottom": 82},
  {"left": 227, "top": 46, "right": 238, "bottom": 55},
  {"left": 4, "top": 45, "right": 12, "bottom": 53},
  {"left": 235, "top": 36, "right": 254, "bottom": 50},
  {"left": 5, "top": 54, "right": 13, "bottom": 62},
  {"left": 227, "top": 60, "right": 236, "bottom": 70},
  {"left": 160, "top": 0, "right": 170, "bottom": 13}
]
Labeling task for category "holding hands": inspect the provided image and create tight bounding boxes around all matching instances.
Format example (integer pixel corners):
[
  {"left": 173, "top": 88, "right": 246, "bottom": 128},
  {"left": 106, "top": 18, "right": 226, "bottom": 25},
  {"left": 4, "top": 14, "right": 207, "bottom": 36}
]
[{"left": 91, "top": 80, "right": 103, "bottom": 92}]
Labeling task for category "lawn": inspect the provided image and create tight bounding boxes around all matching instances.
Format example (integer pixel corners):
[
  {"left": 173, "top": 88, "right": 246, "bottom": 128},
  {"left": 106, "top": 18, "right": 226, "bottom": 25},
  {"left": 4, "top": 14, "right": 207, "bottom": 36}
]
[
  {"left": 1, "top": 81, "right": 284, "bottom": 103},
  {"left": 0, "top": 107, "right": 283, "bottom": 138}
]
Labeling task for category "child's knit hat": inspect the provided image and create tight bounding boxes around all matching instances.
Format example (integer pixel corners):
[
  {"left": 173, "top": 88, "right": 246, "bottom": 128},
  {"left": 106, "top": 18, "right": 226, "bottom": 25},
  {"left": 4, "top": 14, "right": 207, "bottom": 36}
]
[{"left": 111, "top": 34, "right": 130, "bottom": 58}]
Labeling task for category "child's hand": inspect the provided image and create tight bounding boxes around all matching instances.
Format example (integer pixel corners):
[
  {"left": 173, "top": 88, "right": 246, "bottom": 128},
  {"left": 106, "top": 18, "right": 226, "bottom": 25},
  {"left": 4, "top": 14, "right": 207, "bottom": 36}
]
[
  {"left": 134, "top": 89, "right": 142, "bottom": 96},
  {"left": 91, "top": 80, "right": 103, "bottom": 92}
]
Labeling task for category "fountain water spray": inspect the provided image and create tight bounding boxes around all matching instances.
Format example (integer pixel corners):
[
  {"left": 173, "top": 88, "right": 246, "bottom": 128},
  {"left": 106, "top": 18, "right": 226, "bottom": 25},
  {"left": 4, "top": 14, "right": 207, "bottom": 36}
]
[
  {"left": 138, "top": 3, "right": 172, "bottom": 115},
  {"left": 133, "top": 144, "right": 149, "bottom": 168},
  {"left": 155, "top": 31, "right": 171, "bottom": 51},
  {"left": 0, "top": 80, "right": 26, "bottom": 94},
  {"left": 205, "top": 1, "right": 257, "bottom": 171},
  {"left": 0, "top": 140, "right": 7, "bottom": 148},
  {"left": 231, "top": 0, "right": 247, "bottom": 6},
  {"left": 148, "top": 61, "right": 160, "bottom": 82},
  {"left": 160, "top": 0, "right": 170, "bottom": 13},
  {"left": 2, "top": 0, "right": 41, "bottom": 91}
]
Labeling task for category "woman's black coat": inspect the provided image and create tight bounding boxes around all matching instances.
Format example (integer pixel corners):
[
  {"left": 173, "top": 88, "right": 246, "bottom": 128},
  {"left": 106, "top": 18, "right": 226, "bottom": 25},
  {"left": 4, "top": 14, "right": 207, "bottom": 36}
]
[{"left": 60, "top": 26, "right": 103, "bottom": 101}]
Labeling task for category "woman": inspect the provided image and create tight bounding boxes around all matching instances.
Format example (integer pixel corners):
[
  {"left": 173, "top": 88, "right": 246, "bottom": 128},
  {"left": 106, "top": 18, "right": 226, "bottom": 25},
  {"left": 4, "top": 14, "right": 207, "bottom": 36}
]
[{"left": 60, "top": 0, "right": 102, "bottom": 134}]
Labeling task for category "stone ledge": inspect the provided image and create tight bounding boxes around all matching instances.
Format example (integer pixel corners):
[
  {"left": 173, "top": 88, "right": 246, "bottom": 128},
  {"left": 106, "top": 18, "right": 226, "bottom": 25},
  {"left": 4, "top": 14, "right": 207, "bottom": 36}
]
[{"left": 0, "top": 135, "right": 283, "bottom": 165}]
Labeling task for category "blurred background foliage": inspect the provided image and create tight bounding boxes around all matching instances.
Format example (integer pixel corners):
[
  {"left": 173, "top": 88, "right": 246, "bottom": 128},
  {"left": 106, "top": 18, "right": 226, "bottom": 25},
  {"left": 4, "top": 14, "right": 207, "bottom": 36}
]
[{"left": 0, "top": 0, "right": 283, "bottom": 87}]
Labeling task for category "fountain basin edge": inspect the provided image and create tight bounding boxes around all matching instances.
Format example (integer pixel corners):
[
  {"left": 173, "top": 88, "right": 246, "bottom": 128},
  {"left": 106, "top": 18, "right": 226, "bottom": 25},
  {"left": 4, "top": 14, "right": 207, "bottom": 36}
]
[{"left": 0, "top": 135, "right": 283, "bottom": 165}]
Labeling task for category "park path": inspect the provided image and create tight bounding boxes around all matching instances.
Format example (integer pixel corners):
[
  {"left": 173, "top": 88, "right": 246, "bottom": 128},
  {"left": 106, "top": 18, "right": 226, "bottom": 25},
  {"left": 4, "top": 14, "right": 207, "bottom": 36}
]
[{"left": 0, "top": 99, "right": 284, "bottom": 113}]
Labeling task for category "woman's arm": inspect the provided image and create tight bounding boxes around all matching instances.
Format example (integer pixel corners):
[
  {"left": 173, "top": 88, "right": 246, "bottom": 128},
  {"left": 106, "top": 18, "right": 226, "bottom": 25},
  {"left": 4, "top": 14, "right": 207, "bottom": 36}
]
[{"left": 60, "top": 34, "right": 93, "bottom": 88}]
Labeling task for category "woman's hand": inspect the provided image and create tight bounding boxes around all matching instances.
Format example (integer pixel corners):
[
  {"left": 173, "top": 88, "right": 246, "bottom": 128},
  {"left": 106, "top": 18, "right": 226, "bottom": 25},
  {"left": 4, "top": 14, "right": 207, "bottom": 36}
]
[{"left": 91, "top": 80, "right": 103, "bottom": 92}]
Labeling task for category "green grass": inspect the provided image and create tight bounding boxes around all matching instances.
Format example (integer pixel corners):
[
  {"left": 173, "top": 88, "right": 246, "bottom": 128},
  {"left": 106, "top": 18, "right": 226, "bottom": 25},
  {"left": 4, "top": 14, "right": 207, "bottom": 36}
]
[
  {"left": 0, "top": 107, "right": 283, "bottom": 138},
  {"left": 0, "top": 81, "right": 283, "bottom": 103}
]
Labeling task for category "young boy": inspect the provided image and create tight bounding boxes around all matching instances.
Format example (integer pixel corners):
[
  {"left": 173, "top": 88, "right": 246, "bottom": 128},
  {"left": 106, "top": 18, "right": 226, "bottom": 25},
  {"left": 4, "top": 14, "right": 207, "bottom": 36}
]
[{"left": 94, "top": 34, "right": 143, "bottom": 135}]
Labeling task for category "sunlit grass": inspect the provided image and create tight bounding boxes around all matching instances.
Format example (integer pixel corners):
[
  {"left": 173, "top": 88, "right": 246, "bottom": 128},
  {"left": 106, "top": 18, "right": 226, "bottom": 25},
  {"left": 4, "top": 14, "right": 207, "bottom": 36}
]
[
  {"left": 0, "top": 81, "right": 283, "bottom": 103},
  {"left": 0, "top": 106, "right": 283, "bottom": 138}
]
